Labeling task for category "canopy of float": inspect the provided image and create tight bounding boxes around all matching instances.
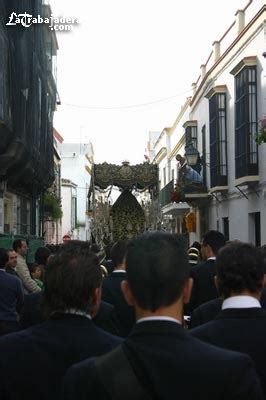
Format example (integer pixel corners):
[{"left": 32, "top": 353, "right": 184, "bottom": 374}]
[{"left": 90, "top": 161, "right": 158, "bottom": 193}]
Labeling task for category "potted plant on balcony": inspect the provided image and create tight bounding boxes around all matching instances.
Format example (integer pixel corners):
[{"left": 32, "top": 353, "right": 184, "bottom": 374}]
[
  {"left": 43, "top": 191, "right": 63, "bottom": 221},
  {"left": 255, "top": 118, "right": 266, "bottom": 145}
]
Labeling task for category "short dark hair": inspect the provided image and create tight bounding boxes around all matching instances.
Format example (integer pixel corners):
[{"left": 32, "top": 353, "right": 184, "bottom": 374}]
[
  {"left": 216, "top": 241, "right": 264, "bottom": 298},
  {"left": 260, "top": 245, "right": 266, "bottom": 274},
  {"left": 45, "top": 244, "right": 59, "bottom": 254},
  {"left": 59, "top": 240, "right": 90, "bottom": 255},
  {"left": 91, "top": 243, "right": 101, "bottom": 254},
  {"left": 0, "top": 248, "right": 8, "bottom": 269},
  {"left": 28, "top": 262, "right": 39, "bottom": 275},
  {"left": 13, "top": 239, "right": 25, "bottom": 252},
  {"left": 35, "top": 247, "right": 51, "bottom": 265},
  {"left": 261, "top": 245, "right": 266, "bottom": 258},
  {"left": 111, "top": 240, "right": 128, "bottom": 267},
  {"left": 7, "top": 249, "right": 16, "bottom": 255},
  {"left": 43, "top": 241, "right": 102, "bottom": 315},
  {"left": 126, "top": 232, "right": 189, "bottom": 312},
  {"left": 202, "top": 230, "right": 226, "bottom": 254}
]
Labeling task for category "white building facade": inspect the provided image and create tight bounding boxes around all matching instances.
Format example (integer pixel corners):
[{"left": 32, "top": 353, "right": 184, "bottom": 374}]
[
  {"left": 60, "top": 143, "right": 94, "bottom": 241},
  {"left": 150, "top": 0, "right": 266, "bottom": 245},
  {"left": 61, "top": 179, "right": 77, "bottom": 239}
]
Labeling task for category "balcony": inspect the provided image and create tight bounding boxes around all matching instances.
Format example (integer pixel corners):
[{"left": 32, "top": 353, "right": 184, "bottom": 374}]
[
  {"left": 183, "top": 181, "right": 210, "bottom": 207},
  {"left": 159, "top": 180, "right": 174, "bottom": 208},
  {"left": 159, "top": 179, "right": 190, "bottom": 216}
]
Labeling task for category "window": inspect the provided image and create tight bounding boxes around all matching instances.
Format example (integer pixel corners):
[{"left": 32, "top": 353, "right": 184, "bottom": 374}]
[
  {"left": 163, "top": 167, "right": 166, "bottom": 187},
  {"left": 201, "top": 125, "right": 207, "bottom": 186},
  {"left": 37, "top": 77, "right": 42, "bottom": 149},
  {"left": 71, "top": 196, "right": 77, "bottom": 229},
  {"left": 183, "top": 121, "right": 198, "bottom": 149},
  {"left": 20, "top": 197, "right": 30, "bottom": 235},
  {"left": 249, "top": 212, "right": 261, "bottom": 247},
  {"left": 209, "top": 93, "right": 228, "bottom": 187},
  {"left": 222, "top": 217, "right": 229, "bottom": 241},
  {"left": 235, "top": 66, "right": 258, "bottom": 178},
  {"left": 185, "top": 125, "right": 197, "bottom": 149}
]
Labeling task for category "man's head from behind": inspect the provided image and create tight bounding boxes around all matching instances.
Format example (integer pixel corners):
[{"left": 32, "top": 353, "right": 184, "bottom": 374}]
[
  {"left": 43, "top": 241, "right": 102, "bottom": 317},
  {"left": 13, "top": 239, "right": 28, "bottom": 256},
  {"left": 35, "top": 246, "right": 51, "bottom": 266},
  {"left": 216, "top": 241, "right": 264, "bottom": 299},
  {"left": 110, "top": 240, "right": 128, "bottom": 269},
  {"left": 123, "top": 232, "right": 190, "bottom": 313},
  {"left": 201, "top": 230, "right": 226, "bottom": 260}
]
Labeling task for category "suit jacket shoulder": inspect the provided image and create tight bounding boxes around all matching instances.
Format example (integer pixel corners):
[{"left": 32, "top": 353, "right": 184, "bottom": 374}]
[
  {"left": 62, "top": 321, "right": 263, "bottom": 400},
  {"left": 0, "top": 314, "right": 122, "bottom": 400},
  {"left": 188, "top": 259, "right": 218, "bottom": 313},
  {"left": 190, "top": 307, "right": 266, "bottom": 398},
  {"left": 189, "top": 298, "right": 223, "bottom": 328}
]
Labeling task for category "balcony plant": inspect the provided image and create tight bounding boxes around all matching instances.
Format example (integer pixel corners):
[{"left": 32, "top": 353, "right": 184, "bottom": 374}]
[
  {"left": 43, "top": 191, "right": 63, "bottom": 221},
  {"left": 255, "top": 118, "right": 266, "bottom": 145}
]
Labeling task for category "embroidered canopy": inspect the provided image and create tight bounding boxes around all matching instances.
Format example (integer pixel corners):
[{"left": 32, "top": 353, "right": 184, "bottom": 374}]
[{"left": 92, "top": 161, "right": 158, "bottom": 192}]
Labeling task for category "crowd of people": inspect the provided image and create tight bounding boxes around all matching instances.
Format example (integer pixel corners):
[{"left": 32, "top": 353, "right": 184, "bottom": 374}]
[{"left": 0, "top": 231, "right": 266, "bottom": 399}]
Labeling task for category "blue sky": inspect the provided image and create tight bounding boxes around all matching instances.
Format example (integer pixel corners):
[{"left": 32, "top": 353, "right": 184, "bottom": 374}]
[{"left": 50, "top": 0, "right": 246, "bottom": 165}]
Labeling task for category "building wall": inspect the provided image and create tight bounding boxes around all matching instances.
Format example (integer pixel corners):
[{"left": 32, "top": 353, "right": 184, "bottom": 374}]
[
  {"left": 148, "top": 1, "right": 266, "bottom": 245},
  {"left": 61, "top": 184, "right": 75, "bottom": 238},
  {"left": 60, "top": 143, "right": 93, "bottom": 241},
  {"left": 177, "top": 2, "right": 266, "bottom": 244},
  {"left": 202, "top": 18, "right": 265, "bottom": 243},
  {"left": 0, "top": 0, "right": 58, "bottom": 237},
  {"left": 43, "top": 144, "right": 62, "bottom": 245}
]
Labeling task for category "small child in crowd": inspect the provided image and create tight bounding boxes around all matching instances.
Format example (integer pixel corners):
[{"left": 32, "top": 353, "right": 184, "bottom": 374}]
[{"left": 28, "top": 263, "right": 44, "bottom": 289}]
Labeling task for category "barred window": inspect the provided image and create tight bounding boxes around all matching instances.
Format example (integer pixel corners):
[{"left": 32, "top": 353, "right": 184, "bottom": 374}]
[
  {"left": 209, "top": 93, "right": 228, "bottom": 187},
  {"left": 185, "top": 125, "right": 197, "bottom": 149},
  {"left": 235, "top": 66, "right": 258, "bottom": 179}
]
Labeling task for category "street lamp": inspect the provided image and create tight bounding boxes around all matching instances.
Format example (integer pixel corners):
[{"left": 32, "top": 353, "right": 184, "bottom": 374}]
[{"left": 184, "top": 142, "right": 200, "bottom": 166}]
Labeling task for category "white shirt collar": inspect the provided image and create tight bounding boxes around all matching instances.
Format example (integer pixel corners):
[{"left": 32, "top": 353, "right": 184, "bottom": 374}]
[
  {"left": 222, "top": 296, "right": 261, "bottom": 310},
  {"left": 64, "top": 309, "right": 92, "bottom": 320},
  {"left": 113, "top": 269, "right": 126, "bottom": 273},
  {"left": 137, "top": 316, "right": 181, "bottom": 325},
  {"left": 207, "top": 257, "right": 216, "bottom": 261}
]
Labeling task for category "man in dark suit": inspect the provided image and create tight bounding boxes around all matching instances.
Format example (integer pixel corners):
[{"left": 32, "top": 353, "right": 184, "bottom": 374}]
[
  {"left": 191, "top": 241, "right": 266, "bottom": 397},
  {"left": 189, "top": 297, "right": 223, "bottom": 328},
  {"left": 186, "top": 230, "right": 226, "bottom": 313},
  {"left": 5, "top": 249, "right": 18, "bottom": 276},
  {"left": 19, "top": 290, "right": 121, "bottom": 335},
  {"left": 102, "top": 240, "right": 135, "bottom": 337},
  {"left": 62, "top": 232, "right": 262, "bottom": 400},
  {"left": 189, "top": 247, "right": 266, "bottom": 328},
  {"left": 0, "top": 248, "right": 24, "bottom": 336},
  {"left": 189, "top": 289, "right": 266, "bottom": 328},
  {"left": 0, "top": 242, "right": 121, "bottom": 400}
]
